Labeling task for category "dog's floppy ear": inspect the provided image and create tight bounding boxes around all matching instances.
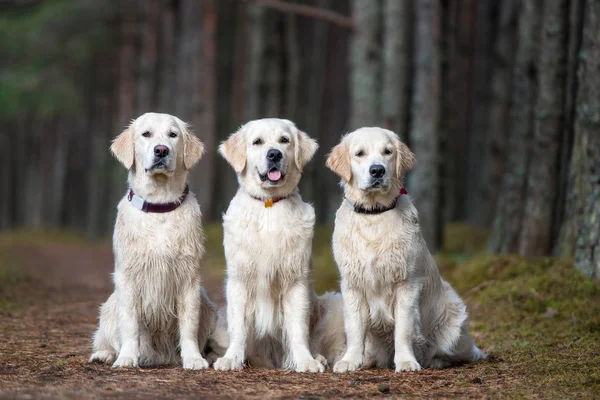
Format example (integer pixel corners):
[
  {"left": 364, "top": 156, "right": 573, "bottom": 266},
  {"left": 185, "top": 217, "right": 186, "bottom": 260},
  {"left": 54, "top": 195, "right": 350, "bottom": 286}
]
[
  {"left": 395, "top": 139, "right": 415, "bottom": 178},
  {"left": 294, "top": 128, "right": 318, "bottom": 172},
  {"left": 110, "top": 125, "right": 135, "bottom": 169},
  {"left": 219, "top": 126, "right": 247, "bottom": 173},
  {"left": 176, "top": 119, "right": 205, "bottom": 170},
  {"left": 326, "top": 138, "right": 352, "bottom": 183}
]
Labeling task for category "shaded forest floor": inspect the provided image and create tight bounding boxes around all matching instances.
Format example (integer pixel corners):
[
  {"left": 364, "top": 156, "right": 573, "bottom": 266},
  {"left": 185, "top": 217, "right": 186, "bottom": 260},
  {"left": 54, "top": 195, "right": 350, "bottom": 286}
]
[{"left": 0, "top": 226, "right": 599, "bottom": 399}]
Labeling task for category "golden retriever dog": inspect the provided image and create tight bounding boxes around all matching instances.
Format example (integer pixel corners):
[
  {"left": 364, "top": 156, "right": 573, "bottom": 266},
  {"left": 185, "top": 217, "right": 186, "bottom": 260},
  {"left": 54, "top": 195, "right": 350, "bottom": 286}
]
[
  {"left": 89, "top": 112, "right": 216, "bottom": 369},
  {"left": 213, "top": 118, "right": 336, "bottom": 373},
  {"left": 326, "top": 127, "right": 484, "bottom": 373}
]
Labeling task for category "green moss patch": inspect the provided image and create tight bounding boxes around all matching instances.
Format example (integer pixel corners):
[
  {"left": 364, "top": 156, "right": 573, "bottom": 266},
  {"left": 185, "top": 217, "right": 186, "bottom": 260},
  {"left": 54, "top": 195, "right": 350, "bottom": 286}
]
[{"left": 446, "top": 254, "right": 600, "bottom": 398}]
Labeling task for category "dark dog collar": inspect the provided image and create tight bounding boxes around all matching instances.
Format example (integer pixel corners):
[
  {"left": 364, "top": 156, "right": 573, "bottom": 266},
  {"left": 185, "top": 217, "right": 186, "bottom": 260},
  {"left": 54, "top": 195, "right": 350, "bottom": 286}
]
[
  {"left": 249, "top": 194, "right": 290, "bottom": 208},
  {"left": 127, "top": 185, "right": 189, "bottom": 213},
  {"left": 346, "top": 188, "right": 408, "bottom": 215}
]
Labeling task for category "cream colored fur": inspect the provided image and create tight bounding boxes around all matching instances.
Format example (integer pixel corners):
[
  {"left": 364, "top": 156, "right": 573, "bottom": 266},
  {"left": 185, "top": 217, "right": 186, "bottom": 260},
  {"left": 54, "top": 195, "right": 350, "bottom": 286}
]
[
  {"left": 89, "top": 113, "right": 216, "bottom": 369},
  {"left": 213, "top": 118, "right": 334, "bottom": 373},
  {"left": 207, "top": 291, "right": 347, "bottom": 369},
  {"left": 327, "top": 127, "right": 484, "bottom": 373}
]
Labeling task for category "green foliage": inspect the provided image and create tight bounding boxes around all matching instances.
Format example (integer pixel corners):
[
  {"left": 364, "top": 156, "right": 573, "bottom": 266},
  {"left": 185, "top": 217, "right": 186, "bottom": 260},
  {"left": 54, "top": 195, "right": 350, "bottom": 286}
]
[{"left": 0, "top": 0, "right": 114, "bottom": 119}]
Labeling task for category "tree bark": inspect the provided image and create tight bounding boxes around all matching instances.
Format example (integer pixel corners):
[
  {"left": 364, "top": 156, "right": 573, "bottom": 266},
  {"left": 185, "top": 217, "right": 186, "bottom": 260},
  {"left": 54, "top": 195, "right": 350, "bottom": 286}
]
[
  {"left": 349, "top": 0, "right": 381, "bottom": 129},
  {"left": 519, "top": 0, "right": 569, "bottom": 256},
  {"left": 136, "top": 0, "right": 159, "bottom": 113},
  {"left": 465, "top": 0, "right": 495, "bottom": 224},
  {"left": 381, "top": 0, "right": 411, "bottom": 140},
  {"left": 488, "top": 0, "right": 542, "bottom": 253},
  {"left": 319, "top": 0, "right": 351, "bottom": 222},
  {"left": 408, "top": 0, "right": 442, "bottom": 250},
  {"left": 157, "top": 1, "right": 176, "bottom": 113},
  {"left": 177, "top": 0, "right": 217, "bottom": 218},
  {"left": 476, "top": 0, "right": 518, "bottom": 228},
  {"left": 555, "top": 0, "right": 585, "bottom": 256},
  {"left": 245, "top": 4, "right": 268, "bottom": 120},
  {"left": 569, "top": 0, "right": 600, "bottom": 278}
]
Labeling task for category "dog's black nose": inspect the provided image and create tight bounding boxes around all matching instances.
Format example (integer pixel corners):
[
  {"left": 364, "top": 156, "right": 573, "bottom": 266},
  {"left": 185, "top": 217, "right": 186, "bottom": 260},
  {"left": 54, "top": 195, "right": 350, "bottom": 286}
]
[
  {"left": 154, "top": 145, "right": 169, "bottom": 158},
  {"left": 267, "top": 149, "right": 283, "bottom": 162},
  {"left": 370, "top": 164, "right": 386, "bottom": 178}
]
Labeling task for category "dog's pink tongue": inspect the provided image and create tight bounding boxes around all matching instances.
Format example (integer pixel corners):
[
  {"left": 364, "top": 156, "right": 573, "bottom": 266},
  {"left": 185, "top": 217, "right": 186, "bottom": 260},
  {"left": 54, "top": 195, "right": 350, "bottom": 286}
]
[{"left": 268, "top": 170, "right": 282, "bottom": 181}]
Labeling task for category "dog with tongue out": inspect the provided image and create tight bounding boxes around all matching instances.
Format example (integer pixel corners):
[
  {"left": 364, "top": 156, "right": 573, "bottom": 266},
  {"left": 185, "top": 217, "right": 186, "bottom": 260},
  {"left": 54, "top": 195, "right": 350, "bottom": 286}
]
[{"left": 213, "top": 118, "right": 328, "bottom": 373}]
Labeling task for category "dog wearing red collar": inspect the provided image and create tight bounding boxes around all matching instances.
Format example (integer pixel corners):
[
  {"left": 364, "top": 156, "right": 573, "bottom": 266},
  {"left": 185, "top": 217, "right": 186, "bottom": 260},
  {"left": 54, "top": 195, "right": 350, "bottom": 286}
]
[
  {"left": 212, "top": 118, "right": 343, "bottom": 373},
  {"left": 89, "top": 113, "right": 216, "bottom": 370},
  {"left": 327, "top": 127, "right": 484, "bottom": 373}
]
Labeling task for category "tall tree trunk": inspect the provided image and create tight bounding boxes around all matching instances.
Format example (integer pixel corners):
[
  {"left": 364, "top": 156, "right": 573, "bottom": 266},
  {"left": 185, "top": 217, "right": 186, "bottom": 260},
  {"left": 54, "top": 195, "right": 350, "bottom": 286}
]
[
  {"left": 136, "top": 0, "right": 159, "bottom": 114},
  {"left": 349, "top": 0, "right": 381, "bottom": 129},
  {"left": 264, "top": 13, "right": 283, "bottom": 118},
  {"left": 555, "top": 0, "right": 585, "bottom": 255},
  {"left": 245, "top": 4, "right": 268, "bottom": 120},
  {"left": 319, "top": 0, "right": 351, "bottom": 222},
  {"left": 48, "top": 117, "right": 69, "bottom": 227},
  {"left": 445, "top": 0, "right": 477, "bottom": 222},
  {"left": 488, "top": 0, "right": 542, "bottom": 253},
  {"left": 381, "top": 0, "right": 411, "bottom": 140},
  {"left": 408, "top": 0, "right": 442, "bottom": 251},
  {"left": 519, "top": 0, "right": 569, "bottom": 256},
  {"left": 213, "top": 0, "right": 241, "bottom": 216},
  {"left": 0, "top": 122, "right": 13, "bottom": 230},
  {"left": 157, "top": 2, "right": 176, "bottom": 113},
  {"left": 299, "top": 0, "right": 331, "bottom": 205},
  {"left": 566, "top": 0, "right": 600, "bottom": 278},
  {"left": 476, "top": 0, "right": 518, "bottom": 228},
  {"left": 465, "top": 0, "right": 495, "bottom": 224},
  {"left": 177, "top": 0, "right": 217, "bottom": 218}
]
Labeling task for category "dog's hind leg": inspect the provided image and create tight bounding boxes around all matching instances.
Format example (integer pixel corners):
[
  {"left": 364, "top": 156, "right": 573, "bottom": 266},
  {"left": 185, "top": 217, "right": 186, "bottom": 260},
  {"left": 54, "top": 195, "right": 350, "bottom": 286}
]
[{"left": 89, "top": 293, "right": 119, "bottom": 365}]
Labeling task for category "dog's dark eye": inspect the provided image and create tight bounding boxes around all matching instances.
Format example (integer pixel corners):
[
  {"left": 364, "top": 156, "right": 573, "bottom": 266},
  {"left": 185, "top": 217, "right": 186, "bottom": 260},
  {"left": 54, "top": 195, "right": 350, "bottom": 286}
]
[
  {"left": 169, "top": 132, "right": 178, "bottom": 138},
  {"left": 142, "top": 131, "right": 151, "bottom": 138},
  {"left": 253, "top": 138, "right": 263, "bottom": 146},
  {"left": 384, "top": 149, "right": 393, "bottom": 155},
  {"left": 356, "top": 150, "right": 365, "bottom": 157},
  {"left": 280, "top": 136, "right": 290, "bottom": 144}
]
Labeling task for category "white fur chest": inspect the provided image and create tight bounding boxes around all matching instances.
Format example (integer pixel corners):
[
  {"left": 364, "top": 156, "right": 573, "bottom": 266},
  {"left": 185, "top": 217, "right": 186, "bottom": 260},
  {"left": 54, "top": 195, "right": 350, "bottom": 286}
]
[
  {"left": 223, "top": 192, "right": 315, "bottom": 286},
  {"left": 332, "top": 199, "right": 420, "bottom": 291},
  {"left": 112, "top": 195, "right": 204, "bottom": 330}
]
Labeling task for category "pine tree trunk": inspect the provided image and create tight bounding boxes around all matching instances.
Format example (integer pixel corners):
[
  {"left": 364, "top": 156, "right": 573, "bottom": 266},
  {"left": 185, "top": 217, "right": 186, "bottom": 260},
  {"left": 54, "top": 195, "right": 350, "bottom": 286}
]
[
  {"left": 245, "top": 5, "right": 267, "bottom": 120},
  {"left": 568, "top": 0, "right": 600, "bottom": 278},
  {"left": 519, "top": 0, "right": 569, "bottom": 256},
  {"left": 408, "top": 0, "right": 442, "bottom": 251},
  {"left": 299, "top": 0, "right": 331, "bottom": 204},
  {"left": 488, "top": 0, "right": 542, "bottom": 253},
  {"left": 349, "top": 0, "right": 381, "bottom": 128},
  {"left": 475, "top": 0, "right": 518, "bottom": 228},
  {"left": 157, "top": 2, "right": 176, "bottom": 113},
  {"left": 319, "top": 0, "right": 351, "bottom": 222},
  {"left": 177, "top": 0, "right": 217, "bottom": 218},
  {"left": 0, "top": 122, "right": 13, "bottom": 230},
  {"left": 381, "top": 0, "right": 411, "bottom": 140},
  {"left": 556, "top": 0, "right": 585, "bottom": 256},
  {"left": 136, "top": 0, "right": 159, "bottom": 113},
  {"left": 465, "top": 0, "right": 495, "bottom": 224}
]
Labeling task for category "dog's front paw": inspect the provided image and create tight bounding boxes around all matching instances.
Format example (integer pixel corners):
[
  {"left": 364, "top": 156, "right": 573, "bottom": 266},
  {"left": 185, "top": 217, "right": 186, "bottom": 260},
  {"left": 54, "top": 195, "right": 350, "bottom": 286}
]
[
  {"left": 295, "top": 358, "right": 325, "bottom": 373},
  {"left": 89, "top": 350, "right": 116, "bottom": 365},
  {"left": 333, "top": 358, "right": 362, "bottom": 373},
  {"left": 112, "top": 356, "right": 138, "bottom": 368},
  {"left": 183, "top": 356, "right": 209, "bottom": 370},
  {"left": 314, "top": 354, "right": 328, "bottom": 368},
  {"left": 395, "top": 359, "right": 421, "bottom": 372},
  {"left": 213, "top": 357, "right": 244, "bottom": 371}
]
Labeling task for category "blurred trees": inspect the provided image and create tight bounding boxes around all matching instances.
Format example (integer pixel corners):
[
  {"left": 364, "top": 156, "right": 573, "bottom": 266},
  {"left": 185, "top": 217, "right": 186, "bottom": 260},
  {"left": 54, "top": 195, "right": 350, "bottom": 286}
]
[{"left": 0, "top": 0, "right": 598, "bottom": 276}]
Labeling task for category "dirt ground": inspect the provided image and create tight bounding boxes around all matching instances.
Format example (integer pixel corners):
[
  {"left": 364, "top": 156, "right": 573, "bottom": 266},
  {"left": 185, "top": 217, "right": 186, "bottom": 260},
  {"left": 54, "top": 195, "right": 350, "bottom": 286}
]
[{"left": 0, "top": 241, "right": 590, "bottom": 399}]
